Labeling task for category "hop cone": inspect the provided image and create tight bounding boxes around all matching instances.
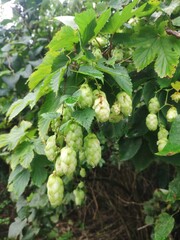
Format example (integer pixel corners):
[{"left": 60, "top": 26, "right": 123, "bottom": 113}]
[
  {"left": 55, "top": 146, "right": 77, "bottom": 176},
  {"left": 73, "top": 188, "right": 85, "bottom": 206},
  {"left": 116, "top": 92, "right": 132, "bottom": 117},
  {"left": 84, "top": 133, "right": 101, "bottom": 168},
  {"left": 44, "top": 135, "right": 58, "bottom": 161},
  {"left": 64, "top": 122, "right": 83, "bottom": 152},
  {"left": 47, "top": 173, "right": 64, "bottom": 207},
  {"left": 109, "top": 101, "right": 123, "bottom": 123},
  {"left": 148, "top": 97, "right": 160, "bottom": 114},
  {"left": 166, "top": 107, "right": 178, "bottom": 122},
  {"left": 93, "top": 90, "right": 110, "bottom": 122},
  {"left": 78, "top": 83, "right": 93, "bottom": 108},
  {"left": 146, "top": 113, "right": 158, "bottom": 131}
]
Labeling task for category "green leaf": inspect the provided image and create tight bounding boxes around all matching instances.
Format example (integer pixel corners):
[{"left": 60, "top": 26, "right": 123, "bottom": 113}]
[
  {"left": 8, "top": 218, "right": 27, "bottom": 239},
  {"left": 94, "top": 8, "right": 111, "bottom": 36},
  {"left": 6, "top": 92, "right": 36, "bottom": 121},
  {"left": 28, "top": 51, "right": 60, "bottom": 90},
  {"left": 0, "top": 134, "right": 9, "bottom": 148},
  {"left": 119, "top": 138, "right": 142, "bottom": 161},
  {"left": 31, "top": 155, "right": 50, "bottom": 187},
  {"left": 157, "top": 115, "right": 180, "bottom": 156},
  {"left": 72, "top": 108, "right": 95, "bottom": 132},
  {"left": 8, "top": 167, "right": 30, "bottom": 197},
  {"left": 51, "top": 66, "right": 66, "bottom": 95},
  {"left": 154, "top": 38, "right": 179, "bottom": 78},
  {"left": 7, "top": 121, "right": 32, "bottom": 150},
  {"left": 166, "top": 171, "right": 180, "bottom": 202},
  {"left": 172, "top": 16, "right": 180, "bottom": 27},
  {"left": 75, "top": 9, "right": 96, "bottom": 45},
  {"left": 97, "top": 64, "right": 132, "bottom": 95},
  {"left": 48, "top": 26, "right": 79, "bottom": 51},
  {"left": 133, "top": 38, "right": 157, "bottom": 72},
  {"left": 38, "top": 93, "right": 61, "bottom": 140},
  {"left": 78, "top": 65, "right": 104, "bottom": 81},
  {"left": 12, "top": 142, "right": 34, "bottom": 169},
  {"left": 102, "top": 0, "right": 146, "bottom": 34},
  {"left": 154, "top": 212, "right": 174, "bottom": 240}
]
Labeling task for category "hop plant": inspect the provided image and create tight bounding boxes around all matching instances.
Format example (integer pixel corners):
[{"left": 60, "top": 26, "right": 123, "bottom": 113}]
[
  {"left": 157, "top": 126, "right": 168, "bottom": 152},
  {"left": 116, "top": 92, "right": 132, "bottom": 117},
  {"left": 80, "top": 168, "right": 86, "bottom": 178},
  {"left": 47, "top": 173, "right": 64, "bottom": 207},
  {"left": 146, "top": 113, "right": 158, "bottom": 131},
  {"left": 111, "top": 47, "right": 123, "bottom": 61},
  {"left": 78, "top": 83, "right": 93, "bottom": 108},
  {"left": 171, "top": 92, "right": 180, "bottom": 103},
  {"left": 109, "top": 101, "right": 124, "bottom": 123},
  {"left": 73, "top": 188, "right": 85, "bottom": 206},
  {"left": 64, "top": 122, "right": 83, "bottom": 152},
  {"left": 84, "top": 133, "right": 101, "bottom": 168},
  {"left": 44, "top": 135, "right": 58, "bottom": 161},
  {"left": 166, "top": 106, "right": 178, "bottom": 122},
  {"left": 93, "top": 90, "right": 110, "bottom": 122},
  {"left": 55, "top": 146, "right": 77, "bottom": 176},
  {"left": 92, "top": 48, "right": 103, "bottom": 60},
  {"left": 148, "top": 97, "right": 160, "bottom": 114}
]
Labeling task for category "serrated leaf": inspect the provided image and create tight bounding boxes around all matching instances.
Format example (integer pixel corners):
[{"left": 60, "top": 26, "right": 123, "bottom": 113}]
[
  {"left": 154, "top": 38, "right": 179, "bottom": 78},
  {"left": 154, "top": 212, "right": 174, "bottom": 240},
  {"left": 8, "top": 218, "right": 27, "bottom": 239},
  {"left": 133, "top": 38, "right": 157, "bottom": 72},
  {"left": 31, "top": 155, "right": 49, "bottom": 187},
  {"left": 102, "top": 0, "right": 145, "bottom": 34},
  {"left": 0, "top": 134, "right": 8, "bottom": 148},
  {"left": 8, "top": 167, "right": 30, "bottom": 197},
  {"left": 38, "top": 93, "right": 61, "bottom": 140},
  {"left": 28, "top": 51, "right": 60, "bottom": 90},
  {"left": 94, "top": 8, "right": 111, "bottom": 36},
  {"left": 171, "top": 81, "right": 180, "bottom": 91},
  {"left": 6, "top": 92, "right": 36, "bottom": 121},
  {"left": 48, "top": 26, "right": 79, "bottom": 51},
  {"left": 78, "top": 65, "right": 104, "bottom": 81},
  {"left": 75, "top": 9, "right": 96, "bottom": 45},
  {"left": 72, "top": 108, "right": 95, "bottom": 132},
  {"left": 157, "top": 115, "right": 180, "bottom": 156},
  {"left": 97, "top": 64, "right": 132, "bottom": 95},
  {"left": 166, "top": 171, "right": 180, "bottom": 202},
  {"left": 7, "top": 121, "right": 32, "bottom": 150},
  {"left": 12, "top": 142, "right": 34, "bottom": 169},
  {"left": 51, "top": 66, "right": 66, "bottom": 95}
]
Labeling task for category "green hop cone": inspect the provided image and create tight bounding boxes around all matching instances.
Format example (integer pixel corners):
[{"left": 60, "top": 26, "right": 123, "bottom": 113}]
[
  {"left": 166, "top": 106, "right": 178, "bottom": 122},
  {"left": 109, "top": 101, "right": 124, "bottom": 123},
  {"left": 78, "top": 83, "right": 93, "bottom": 108},
  {"left": 57, "top": 104, "right": 73, "bottom": 124},
  {"left": 64, "top": 122, "right": 83, "bottom": 152},
  {"left": 93, "top": 90, "right": 110, "bottom": 122},
  {"left": 47, "top": 173, "right": 64, "bottom": 207},
  {"left": 80, "top": 168, "right": 86, "bottom": 178},
  {"left": 111, "top": 47, "right": 123, "bottom": 61},
  {"left": 84, "top": 133, "right": 101, "bottom": 168},
  {"left": 73, "top": 188, "right": 85, "bottom": 206},
  {"left": 44, "top": 135, "right": 58, "bottom": 161},
  {"left": 171, "top": 92, "right": 180, "bottom": 103},
  {"left": 116, "top": 92, "right": 132, "bottom": 117},
  {"left": 146, "top": 113, "right": 158, "bottom": 131},
  {"left": 92, "top": 48, "right": 103, "bottom": 60},
  {"left": 55, "top": 146, "right": 77, "bottom": 176},
  {"left": 157, "top": 138, "right": 168, "bottom": 152},
  {"left": 157, "top": 126, "right": 169, "bottom": 140},
  {"left": 148, "top": 97, "right": 160, "bottom": 114}
]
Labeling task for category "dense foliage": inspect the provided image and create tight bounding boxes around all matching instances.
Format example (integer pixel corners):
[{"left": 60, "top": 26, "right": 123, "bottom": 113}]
[{"left": 0, "top": 0, "right": 180, "bottom": 239}]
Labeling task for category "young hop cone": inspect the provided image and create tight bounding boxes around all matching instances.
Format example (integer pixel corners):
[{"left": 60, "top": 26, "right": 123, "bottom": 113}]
[
  {"left": 84, "top": 133, "right": 101, "bottom": 168},
  {"left": 166, "top": 106, "right": 178, "bottom": 122},
  {"left": 146, "top": 113, "right": 158, "bottom": 131},
  {"left": 157, "top": 126, "right": 169, "bottom": 152},
  {"left": 116, "top": 92, "right": 132, "bottom": 117},
  {"left": 47, "top": 173, "right": 64, "bottom": 207},
  {"left": 55, "top": 146, "right": 77, "bottom": 176},
  {"left": 109, "top": 101, "right": 124, "bottom": 123},
  {"left": 93, "top": 90, "right": 110, "bottom": 122},
  {"left": 44, "top": 135, "right": 58, "bottom": 161},
  {"left": 78, "top": 83, "right": 93, "bottom": 108},
  {"left": 73, "top": 188, "right": 85, "bottom": 206},
  {"left": 64, "top": 122, "right": 83, "bottom": 152},
  {"left": 148, "top": 97, "right": 160, "bottom": 114}
]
